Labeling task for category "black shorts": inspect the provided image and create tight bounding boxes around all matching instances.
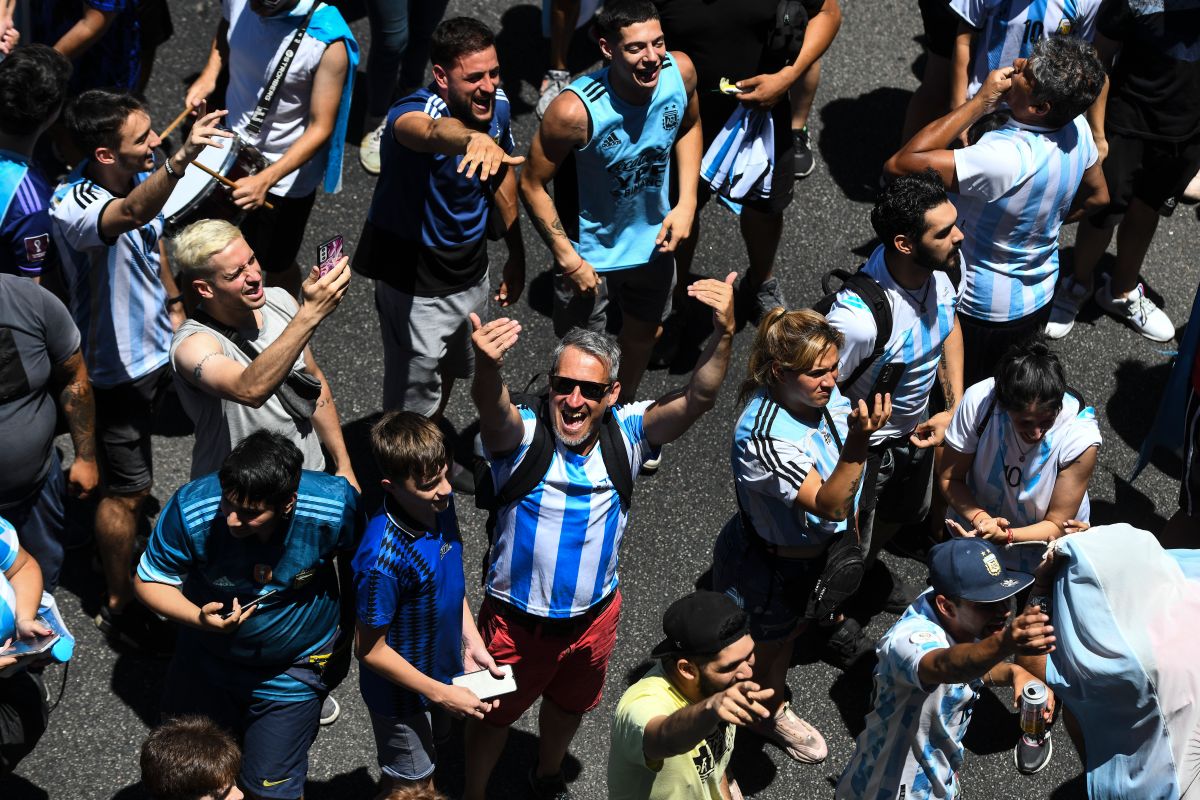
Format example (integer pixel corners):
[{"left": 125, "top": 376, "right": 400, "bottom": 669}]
[
  {"left": 137, "top": 0, "right": 173, "bottom": 49},
  {"left": 240, "top": 191, "right": 317, "bottom": 274},
  {"left": 94, "top": 364, "right": 170, "bottom": 494},
  {"left": 1181, "top": 383, "right": 1200, "bottom": 515},
  {"left": 0, "top": 672, "right": 48, "bottom": 777},
  {"left": 1089, "top": 131, "right": 1200, "bottom": 226},
  {"left": 918, "top": 0, "right": 962, "bottom": 59},
  {"left": 958, "top": 303, "right": 1054, "bottom": 388}
]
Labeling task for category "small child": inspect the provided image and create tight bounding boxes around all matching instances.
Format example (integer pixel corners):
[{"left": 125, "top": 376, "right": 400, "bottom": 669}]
[
  {"left": 352, "top": 411, "right": 502, "bottom": 794},
  {"left": 139, "top": 716, "right": 242, "bottom": 800}
]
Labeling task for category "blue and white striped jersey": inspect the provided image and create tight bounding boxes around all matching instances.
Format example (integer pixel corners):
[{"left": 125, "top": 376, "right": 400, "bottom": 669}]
[
  {"left": 945, "top": 378, "right": 1101, "bottom": 529},
  {"left": 953, "top": 116, "right": 1097, "bottom": 322},
  {"left": 484, "top": 401, "right": 655, "bottom": 619},
  {"left": 732, "top": 387, "right": 858, "bottom": 548},
  {"left": 50, "top": 165, "right": 171, "bottom": 388},
  {"left": 951, "top": 0, "right": 1100, "bottom": 100},
  {"left": 0, "top": 517, "right": 18, "bottom": 644},
  {"left": 836, "top": 590, "right": 981, "bottom": 799},
  {"left": 825, "top": 245, "right": 959, "bottom": 443}
]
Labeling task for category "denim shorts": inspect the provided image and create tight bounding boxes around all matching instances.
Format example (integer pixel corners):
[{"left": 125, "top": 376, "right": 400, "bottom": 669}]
[{"left": 369, "top": 707, "right": 450, "bottom": 781}]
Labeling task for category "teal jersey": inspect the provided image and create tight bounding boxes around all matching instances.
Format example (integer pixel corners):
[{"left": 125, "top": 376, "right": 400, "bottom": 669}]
[{"left": 563, "top": 56, "right": 687, "bottom": 272}]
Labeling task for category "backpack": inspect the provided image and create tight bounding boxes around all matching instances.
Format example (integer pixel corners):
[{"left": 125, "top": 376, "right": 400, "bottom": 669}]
[
  {"left": 812, "top": 265, "right": 893, "bottom": 391},
  {"left": 473, "top": 383, "right": 636, "bottom": 576},
  {"left": 763, "top": 0, "right": 810, "bottom": 73}
]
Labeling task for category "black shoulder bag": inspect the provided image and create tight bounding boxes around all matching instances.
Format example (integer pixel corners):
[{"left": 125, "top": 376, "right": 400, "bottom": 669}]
[{"left": 804, "top": 407, "right": 866, "bottom": 621}]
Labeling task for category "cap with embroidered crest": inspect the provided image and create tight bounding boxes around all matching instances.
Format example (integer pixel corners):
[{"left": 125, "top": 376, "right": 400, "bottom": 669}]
[{"left": 928, "top": 538, "right": 1034, "bottom": 603}]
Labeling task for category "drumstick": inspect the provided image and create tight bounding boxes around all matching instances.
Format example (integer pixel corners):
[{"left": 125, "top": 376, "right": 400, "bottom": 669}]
[
  {"left": 192, "top": 161, "right": 275, "bottom": 211},
  {"left": 160, "top": 106, "right": 192, "bottom": 139}
]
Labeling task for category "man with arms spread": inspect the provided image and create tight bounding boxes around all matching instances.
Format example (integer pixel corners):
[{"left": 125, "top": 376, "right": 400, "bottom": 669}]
[
  {"left": 463, "top": 272, "right": 737, "bottom": 800},
  {"left": 886, "top": 36, "right": 1108, "bottom": 386},
  {"left": 358, "top": 16, "right": 524, "bottom": 429},
  {"left": 608, "top": 591, "right": 767, "bottom": 800},
  {"left": 169, "top": 218, "right": 357, "bottom": 489},
  {"left": 51, "top": 92, "right": 229, "bottom": 652},
  {"left": 836, "top": 537, "right": 1056, "bottom": 798},
  {"left": 521, "top": 0, "right": 700, "bottom": 404},
  {"left": 187, "top": 0, "right": 358, "bottom": 295},
  {"left": 135, "top": 431, "right": 360, "bottom": 800}
]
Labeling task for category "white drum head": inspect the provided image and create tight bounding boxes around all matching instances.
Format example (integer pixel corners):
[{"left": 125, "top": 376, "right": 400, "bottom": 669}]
[{"left": 161, "top": 134, "right": 241, "bottom": 225}]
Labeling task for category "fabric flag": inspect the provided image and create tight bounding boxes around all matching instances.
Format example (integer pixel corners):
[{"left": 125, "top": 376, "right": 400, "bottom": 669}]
[
  {"left": 1045, "top": 524, "right": 1200, "bottom": 799},
  {"left": 700, "top": 106, "right": 774, "bottom": 202}
]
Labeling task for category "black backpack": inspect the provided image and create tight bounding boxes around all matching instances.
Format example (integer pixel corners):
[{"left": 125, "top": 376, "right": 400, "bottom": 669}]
[
  {"left": 812, "top": 265, "right": 893, "bottom": 391},
  {"left": 763, "top": 0, "right": 811, "bottom": 73}
]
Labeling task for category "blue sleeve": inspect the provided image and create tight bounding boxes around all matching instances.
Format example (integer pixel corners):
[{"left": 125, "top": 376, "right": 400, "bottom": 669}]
[
  {"left": 0, "top": 517, "right": 18, "bottom": 573},
  {"left": 4, "top": 201, "right": 56, "bottom": 276},
  {"left": 85, "top": 0, "right": 130, "bottom": 11},
  {"left": 356, "top": 568, "right": 403, "bottom": 629},
  {"left": 136, "top": 493, "right": 195, "bottom": 586},
  {"left": 337, "top": 481, "right": 362, "bottom": 552}
]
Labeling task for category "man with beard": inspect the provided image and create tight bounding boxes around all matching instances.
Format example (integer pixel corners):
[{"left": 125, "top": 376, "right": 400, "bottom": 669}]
[
  {"left": 356, "top": 17, "right": 524, "bottom": 460},
  {"left": 824, "top": 171, "right": 965, "bottom": 609},
  {"left": 836, "top": 538, "right": 1056, "bottom": 799},
  {"left": 463, "top": 271, "right": 736, "bottom": 800},
  {"left": 520, "top": 0, "right": 700, "bottom": 406},
  {"left": 608, "top": 591, "right": 763, "bottom": 800},
  {"left": 885, "top": 37, "right": 1109, "bottom": 386}
]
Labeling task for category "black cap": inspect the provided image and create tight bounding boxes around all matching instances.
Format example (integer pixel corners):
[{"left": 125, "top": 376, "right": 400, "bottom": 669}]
[{"left": 649, "top": 591, "right": 750, "bottom": 660}]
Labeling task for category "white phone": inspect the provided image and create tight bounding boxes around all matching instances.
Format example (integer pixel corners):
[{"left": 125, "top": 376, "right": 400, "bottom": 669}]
[{"left": 452, "top": 663, "right": 517, "bottom": 700}]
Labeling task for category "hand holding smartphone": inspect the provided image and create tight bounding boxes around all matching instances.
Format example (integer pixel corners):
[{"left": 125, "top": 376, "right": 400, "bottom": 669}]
[
  {"left": 317, "top": 235, "right": 344, "bottom": 277},
  {"left": 452, "top": 663, "right": 517, "bottom": 700}
]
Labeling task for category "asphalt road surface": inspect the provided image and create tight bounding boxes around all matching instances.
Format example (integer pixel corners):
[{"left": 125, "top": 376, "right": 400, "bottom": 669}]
[{"left": 8, "top": 1, "right": 1200, "bottom": 798}]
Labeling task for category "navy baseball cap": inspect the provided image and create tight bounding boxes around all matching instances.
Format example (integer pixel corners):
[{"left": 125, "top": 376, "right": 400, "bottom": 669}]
[{"left": 928, "top": 538, "right": 1034, "bottom": 603}]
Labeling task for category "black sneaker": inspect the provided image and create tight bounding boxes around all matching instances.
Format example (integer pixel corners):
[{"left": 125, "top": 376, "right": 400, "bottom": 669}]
[
  {"left": 319, "top": 694, "right": 341, "bottom": 726},
  {"left": 876, "top": 562, "right": 919, "bottom": 614},
  {"left": 1014, "top": 732, "right": 1053, "bottom": 775},
  {"left": 737, "top": 277, "right": 788, "bottom": 327},
  {"left": 793, "top": 127, "right": 815, "bottom": 179},
  {"left": 95, "top": 602, "right": 176, "bottom": 657},
  {"left": 820, "top": 618, "right": 874, "bottom": 670},
  {"left": 449, "top": 461, "right": 476, "bottom": 495},
  {"left": 528, "top": 766, "right": 571, "bottom": 800}
]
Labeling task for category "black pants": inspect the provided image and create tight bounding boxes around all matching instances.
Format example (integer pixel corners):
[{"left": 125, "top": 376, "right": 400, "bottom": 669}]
[
  {"left": 958, "top": 303, "right": 1053, "bottom": 388},
  {"left": 0, "top": 672, "right": 48, "bottom": 777}
]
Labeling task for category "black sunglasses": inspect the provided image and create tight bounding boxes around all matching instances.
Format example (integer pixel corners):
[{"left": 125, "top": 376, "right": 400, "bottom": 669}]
[{"left": 549, "top": 374, "right": 612, "bottom": 401}]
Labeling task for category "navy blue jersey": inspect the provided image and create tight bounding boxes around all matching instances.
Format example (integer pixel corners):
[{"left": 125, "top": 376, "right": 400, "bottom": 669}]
[
  {"left": 0, "top": 152, "right": 58, "bottom": 278},
  {"left": 31, "top": 0, "right": 140, "bottom": 92}
]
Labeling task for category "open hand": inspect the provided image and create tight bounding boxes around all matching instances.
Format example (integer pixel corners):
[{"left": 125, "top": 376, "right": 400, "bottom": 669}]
[
  {"left": 179, "top": 101, "right": 233, "bottom": 162},
  {"left": 460, "top": 131, "right": 525, "bottom": 182},
  {"left": 470, "top": 313, "right": 521, "bottom": 368},
  {"left": 849, "top": 393, "right": 892, "bottom": 439},
  {"left": 687, "top": 271, "right": 737, "bottom": 336}
]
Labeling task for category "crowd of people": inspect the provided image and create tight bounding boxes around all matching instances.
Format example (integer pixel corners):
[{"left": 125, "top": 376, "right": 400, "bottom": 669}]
[{"left": 0, "top": 0, "right": 1198, "bottom": 799}]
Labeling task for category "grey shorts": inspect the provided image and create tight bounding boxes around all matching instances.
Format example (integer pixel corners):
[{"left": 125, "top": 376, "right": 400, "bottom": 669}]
[
  {"left": 368, "top": 707, "right": 450, "bottom": 782},
  {"left": 552, "top": 253, "right": 675, "bottom": 338},
  {"left": 375, "top": 274, "right": 488, "bottom": 415}
]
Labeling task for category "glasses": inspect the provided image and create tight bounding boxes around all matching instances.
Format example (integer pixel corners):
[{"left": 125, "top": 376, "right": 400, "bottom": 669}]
[{"left": 549, "top": 374, "right": 612, "bottom": 401}]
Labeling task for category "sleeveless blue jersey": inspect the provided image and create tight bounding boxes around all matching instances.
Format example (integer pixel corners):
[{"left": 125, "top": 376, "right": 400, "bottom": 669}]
[{"left": 564, "top": 55, "right": 687, "bottom": 272}]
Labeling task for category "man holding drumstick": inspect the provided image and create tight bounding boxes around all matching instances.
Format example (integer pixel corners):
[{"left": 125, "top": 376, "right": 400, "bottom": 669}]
[{"left": 50, "top": 93, "right": 230, "bottom": 655}]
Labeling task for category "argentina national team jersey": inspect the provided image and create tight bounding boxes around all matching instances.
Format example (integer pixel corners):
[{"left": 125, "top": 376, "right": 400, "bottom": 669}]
[
  {"left": 484, "top": 401, "right": 656, "bottom": 618},
  {"left": 137, "top": 471, "right": 359, "bottom": 701},
  {"left": 836, "top": 590, "right": 981, "bottom": 799},
  {"left": 953, "top": 115, "right": 1097, "bottom": 323},
  {"left": 0, "top": 517, "right": 18, "bottom": 643},
  {"left": 945, "top": 379, "right": 1101, "bottom": 530},
  {"left": 951, "top": 0, "right": 1100, "bottom": 99},
  {"left": 732, "top": 387, "right": 859, "bottom": 548},
  {"left": 563, "top": 55, "right": 687, "bottom": 272},
  {"left": 50, "top": 165, "right": 172, "bottom": 388},
  {"left": 825, "top": 245, "right": 959, "bottom": 443}
]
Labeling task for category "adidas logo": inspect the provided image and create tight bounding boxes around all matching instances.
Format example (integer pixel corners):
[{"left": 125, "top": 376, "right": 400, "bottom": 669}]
[{"left": 600, "top": 131, "right": 620, "bottom": 150}]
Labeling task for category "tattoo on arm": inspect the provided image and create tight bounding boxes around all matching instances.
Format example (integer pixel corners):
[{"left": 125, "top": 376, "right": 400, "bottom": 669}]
[
  {"left": 840, "top": 472, "right": 863, "bottom": 521},
  {"left": 54, "top": 353, "right": 96, "bottom": 463},
  {"left": 193, "top": 351, "right": 220, "bottom": 382},
  {"left": 939, "top": 365, "right": 957, "bottom": 409}
]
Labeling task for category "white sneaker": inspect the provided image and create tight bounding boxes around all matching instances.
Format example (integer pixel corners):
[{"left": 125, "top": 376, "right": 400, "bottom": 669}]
[
  {"left": 536, "top": 69, "right": 571, "bottom": 120},
  {"left": 358, "top": 120, "right": 385, "bottom": 175},
  {"left": 1045, "top": 275, "right": 1092, "bottom": 339},
  {"left": 1095, "top": 275, "right": 1175, "bottom": 342}
]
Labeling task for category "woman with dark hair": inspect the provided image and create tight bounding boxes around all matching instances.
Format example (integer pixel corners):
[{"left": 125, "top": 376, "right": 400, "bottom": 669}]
[
  {"left": 712, "top": 307, "right": 889, "bottom": 764},
  {"left": 939, "top": 338, "right": 1100, "bottom": 545}
]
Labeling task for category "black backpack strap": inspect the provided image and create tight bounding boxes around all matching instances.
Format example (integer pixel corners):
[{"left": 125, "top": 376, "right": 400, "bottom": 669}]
[
  {"left": 598, "top": 410, "right": 634, "bottom": 511},
  {"left": 491, "top": 396, "right": 555, "bottom": 511},
  {"left": 975, "top": 390, "right": 998, "bottom": 438},
  {"left": 837, "top": 271, "right": 893, "bottom": 390}
]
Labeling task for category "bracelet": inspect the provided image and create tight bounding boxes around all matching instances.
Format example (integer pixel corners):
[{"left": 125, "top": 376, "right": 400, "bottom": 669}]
[
  {"left": 970, "top": 510, "right": 987, "bottom": 527},
  {"left": 1006, "top": 527, "right": 1015, "bottom": 546},
  {"left": 560, "top": 257, "right": 584, "bottom": 276},
  {"left": 166, "top": 294, "right": 184, "bottom": 307},
  {"left": 163, "top": 158, "right": 184, "bottom": 179}
]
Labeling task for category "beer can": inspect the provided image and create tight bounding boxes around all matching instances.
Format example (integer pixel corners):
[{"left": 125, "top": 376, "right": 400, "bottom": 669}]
[{"left": 1020, "top": 680, "right": 1047, "bottom": 738}]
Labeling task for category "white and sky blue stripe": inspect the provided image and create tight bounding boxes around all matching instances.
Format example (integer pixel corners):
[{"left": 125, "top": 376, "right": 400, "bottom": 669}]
[
  {"left": 484, "top": 401, "right": 654, "bottom": 618},
  {"left": 952, "top": 116, "right": 1096, "bottom": 322}
]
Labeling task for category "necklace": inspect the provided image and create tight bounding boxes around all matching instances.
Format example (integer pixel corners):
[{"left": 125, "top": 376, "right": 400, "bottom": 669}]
[
  {"left": 1011, "top": 428, "right": 1035, "bottom": 463},
  {"left": 899, "top": 280, "right": 931, "bottom": 314}
]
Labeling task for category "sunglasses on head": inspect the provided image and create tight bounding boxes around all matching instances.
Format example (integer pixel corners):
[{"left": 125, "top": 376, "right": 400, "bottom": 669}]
[{"left": 549, "top": 374, "right": 612, "bottom": 401}]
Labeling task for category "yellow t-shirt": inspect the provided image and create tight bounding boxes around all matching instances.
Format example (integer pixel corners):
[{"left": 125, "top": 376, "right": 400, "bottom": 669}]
[{"left": 607, "top": 664, "right": 735, "bottom": 800}]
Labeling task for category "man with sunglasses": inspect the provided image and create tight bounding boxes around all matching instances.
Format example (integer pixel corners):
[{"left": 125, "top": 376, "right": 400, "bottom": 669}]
[
  {"left": 462, "top": 271, "right": 736, "bottom": 800},
  {"left": 836, "top": 537, "right": 1056, "bottom": 799}
]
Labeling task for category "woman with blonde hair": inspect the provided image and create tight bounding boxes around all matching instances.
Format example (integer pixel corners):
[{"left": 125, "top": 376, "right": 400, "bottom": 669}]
[{"left": 712, "top": 307, "right": 890, "bottom": 764}]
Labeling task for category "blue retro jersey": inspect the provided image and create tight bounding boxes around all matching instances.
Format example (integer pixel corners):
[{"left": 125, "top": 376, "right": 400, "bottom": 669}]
[{"left": 0, "top": 151, "right": 58, "bottom": 278}]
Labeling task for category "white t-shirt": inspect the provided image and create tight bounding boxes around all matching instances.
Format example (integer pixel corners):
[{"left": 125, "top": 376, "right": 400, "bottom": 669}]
[
  {"left": 837, "top": 590, "right": 980, "bottom": 799},
  {"left": 825, "top": 244, "right": 960, "bottom": 443},
  {"left": 944, "top": 378, "right": 1101, "bottom": 531},
  {"left": 223, "top": 0, "right": 330, "bottom": 197}
]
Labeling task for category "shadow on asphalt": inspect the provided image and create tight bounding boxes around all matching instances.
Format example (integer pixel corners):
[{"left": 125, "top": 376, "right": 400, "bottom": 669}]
[
  {"left": 495, "top": 3, "right": 601, "bottom": 119},
  {"left": 818, "top": 88, "right": 912, "bottom": 204}
]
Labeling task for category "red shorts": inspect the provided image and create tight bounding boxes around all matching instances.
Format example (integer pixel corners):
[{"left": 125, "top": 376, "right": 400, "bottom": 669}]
[{"left": 476, "top": 590, "right": 622, "bottom": 727}]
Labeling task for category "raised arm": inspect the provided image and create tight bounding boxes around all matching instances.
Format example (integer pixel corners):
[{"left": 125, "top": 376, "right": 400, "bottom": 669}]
[
  {"left": 394, "top": 110, "right": 525, "bottom": 181},
  {"left": 642, "top": 273, "right": 736, "bottom": 447},
  {"left": 797, "top": 394, "right": 891, "bottom": 523},
  {"left": 470, "top": 312, "right": 525, "bottom": 456},
  {"left": 642, "top": 681, "right": 773, "bottom": 761},
  {"left": 918, "top": 603, "right": 1054, "bottom": 685},
  {"left": 172, "top": 259, "right": 350, "bottom": 407}
]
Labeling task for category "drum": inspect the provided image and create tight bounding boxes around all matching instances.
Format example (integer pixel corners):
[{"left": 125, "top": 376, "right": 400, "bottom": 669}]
[{"left": 160, "top": 133, "right": 269, "bottom": 233}]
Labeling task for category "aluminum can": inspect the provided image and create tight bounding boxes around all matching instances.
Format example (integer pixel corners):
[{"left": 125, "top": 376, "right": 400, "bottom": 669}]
[{"left": 1020, "top": 680, "right": 1047, "bottom": 737}]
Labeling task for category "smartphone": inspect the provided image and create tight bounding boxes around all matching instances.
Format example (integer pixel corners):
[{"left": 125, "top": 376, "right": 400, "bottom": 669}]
[
  {"left": 451, "top": 664, "right": 517, "bottom": 700},
  {"left": 224, "top": 588, "right": 281, "bottom": 619},
  {"left": 872, "top": 362, "right": 905, "bottom": 398},
  {"left": 317, "top": 235, "right": 344, "bottom": 277},
  {"left": 0, "top": 620, "right": 59, "bottom": 660}
]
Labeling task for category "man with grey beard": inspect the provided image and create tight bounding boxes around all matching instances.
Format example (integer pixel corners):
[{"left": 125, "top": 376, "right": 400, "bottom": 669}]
[{"left": 460, "top": 272, "right": 734, "bottom": 800}]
